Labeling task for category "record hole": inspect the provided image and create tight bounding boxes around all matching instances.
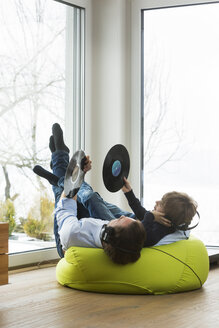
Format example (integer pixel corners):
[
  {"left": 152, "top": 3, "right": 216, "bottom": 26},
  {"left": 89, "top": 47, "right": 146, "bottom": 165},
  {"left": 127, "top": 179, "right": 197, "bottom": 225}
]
[{"left": 112, "top": 160, "right": 121, "bottom": 177}]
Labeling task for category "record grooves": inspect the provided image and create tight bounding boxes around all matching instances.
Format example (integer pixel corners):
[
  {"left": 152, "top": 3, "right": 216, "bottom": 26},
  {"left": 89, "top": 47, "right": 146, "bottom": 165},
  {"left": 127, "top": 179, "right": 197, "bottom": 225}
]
[{"left": 64, "top": 149, "right": 86, "bottom": 198}]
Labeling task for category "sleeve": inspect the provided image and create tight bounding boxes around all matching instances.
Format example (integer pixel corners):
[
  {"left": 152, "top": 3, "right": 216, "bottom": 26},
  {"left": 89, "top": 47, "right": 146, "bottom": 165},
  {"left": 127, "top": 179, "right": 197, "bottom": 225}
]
[
  {"left": 55, "top": 197, "right": 78, "bottom": 229},
  {"left": 54, "top": 198, "right": 102, "bottom": 249},
  {"left": 141, "top": 212, "right": 174, "bottom": 246},
  {"left": 124, "top": 190, "right": 149, "bottom": 220}
]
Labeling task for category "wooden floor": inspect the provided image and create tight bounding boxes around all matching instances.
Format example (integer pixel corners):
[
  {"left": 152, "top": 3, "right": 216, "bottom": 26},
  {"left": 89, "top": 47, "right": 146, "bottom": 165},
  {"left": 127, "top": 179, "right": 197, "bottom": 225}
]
[{"left": 1, "top": 264, "right": 219, "bottom": 328}]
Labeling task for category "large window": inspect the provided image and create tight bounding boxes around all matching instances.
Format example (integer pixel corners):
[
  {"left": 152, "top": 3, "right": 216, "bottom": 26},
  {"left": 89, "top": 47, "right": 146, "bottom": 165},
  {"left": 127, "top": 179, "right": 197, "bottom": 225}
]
[
  {"left": 0, "top": 0, "right": 85, "bottom": 267},
  {"left": 142, "top": 3, "right": 219, "bottom": 246}
]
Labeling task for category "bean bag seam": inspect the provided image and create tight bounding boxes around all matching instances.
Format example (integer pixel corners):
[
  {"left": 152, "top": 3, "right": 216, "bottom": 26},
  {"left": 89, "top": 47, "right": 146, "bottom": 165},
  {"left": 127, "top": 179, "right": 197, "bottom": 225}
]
[
  {"left": 150, "top": 247, "right": 202, "bottom": 288},
  {"left": 66, "top": 280, "right": 152, "bottom": 288},
  {"left": 65, "top": 280, "right": 154, "bottom": 293}
]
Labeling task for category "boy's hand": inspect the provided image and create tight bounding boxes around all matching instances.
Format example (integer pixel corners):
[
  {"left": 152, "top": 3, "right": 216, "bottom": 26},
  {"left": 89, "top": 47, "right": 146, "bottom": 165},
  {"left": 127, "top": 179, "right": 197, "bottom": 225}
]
[
  {"left": 152, "top": 210, "right": 172, "bottom": 227},
  {"left": 82, "top": 155, "right": 92, "bottom": 173},
  {"left": 122, "top": 177, "right": 132, "bottom": 193}
]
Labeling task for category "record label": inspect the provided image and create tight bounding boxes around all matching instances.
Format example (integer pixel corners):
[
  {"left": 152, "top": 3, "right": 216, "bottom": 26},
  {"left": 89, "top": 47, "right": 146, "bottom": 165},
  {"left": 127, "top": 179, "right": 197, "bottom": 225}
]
[{"left": 112, "top": 160, "right": 121, "bottom": 177}]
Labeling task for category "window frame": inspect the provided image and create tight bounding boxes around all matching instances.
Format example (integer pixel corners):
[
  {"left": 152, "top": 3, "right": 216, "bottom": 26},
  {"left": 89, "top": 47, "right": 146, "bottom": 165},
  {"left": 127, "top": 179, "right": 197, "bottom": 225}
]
[{"left": 9, "top": 0, "right": 87, "bottom": 269}]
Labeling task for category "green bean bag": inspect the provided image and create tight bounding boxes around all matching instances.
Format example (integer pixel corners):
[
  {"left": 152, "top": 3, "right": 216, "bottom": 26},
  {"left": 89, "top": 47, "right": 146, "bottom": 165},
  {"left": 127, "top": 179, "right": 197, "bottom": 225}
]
[{"left": 56, "top": 236, "right": 209, "bottom": 294}]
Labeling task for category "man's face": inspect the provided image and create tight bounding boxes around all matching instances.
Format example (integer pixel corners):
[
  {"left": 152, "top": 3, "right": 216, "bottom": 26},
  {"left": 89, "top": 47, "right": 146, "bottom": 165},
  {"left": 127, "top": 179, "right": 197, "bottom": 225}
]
[{"left": 108, "top": 215, "right": 135, "bottom": 228}]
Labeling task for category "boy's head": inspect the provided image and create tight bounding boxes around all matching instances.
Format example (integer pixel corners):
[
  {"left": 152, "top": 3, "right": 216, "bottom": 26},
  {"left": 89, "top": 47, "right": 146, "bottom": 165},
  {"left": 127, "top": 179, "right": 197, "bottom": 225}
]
[
  {"left": 101, "top": 216, "right": 146, "bottom": 265},
  {"left": 156, "top": 191, "right": 198, "bottom": 229}
]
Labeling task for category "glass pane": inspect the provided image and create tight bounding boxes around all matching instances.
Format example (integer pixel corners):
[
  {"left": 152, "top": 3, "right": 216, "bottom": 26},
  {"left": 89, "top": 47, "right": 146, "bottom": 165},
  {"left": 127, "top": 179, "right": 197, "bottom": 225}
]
[
  {"left": 143, "top": 4, "right": 219, "bottom": 245},
  {"left": 0, "top": 0, "right": 67, "bottom": 254}
]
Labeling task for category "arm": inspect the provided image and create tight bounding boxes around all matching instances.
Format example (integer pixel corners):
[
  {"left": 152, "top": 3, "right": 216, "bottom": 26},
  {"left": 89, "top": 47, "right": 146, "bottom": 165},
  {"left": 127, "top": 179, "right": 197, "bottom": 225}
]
[
  {"left": 56, "top": 192, "right": 104, "bottom": 249},
  {"left": 122, "top": 178, "right": 148, "bottom": 220},
  {"left": 55, "top": 194, "right": 79, "bottom": 230},
  {"left": 122, "top": 178, "right": 171, "bottom": 226},
  {"left": 141, "top": 211, "right": 173, "bottom": 246},
  {"left": 55, "top": 195, "right": 100, "bottom": 250},
  {"left": 152, "top": 210, "right": 172, "bottom": 227},
  {"left": 141, "top": 214, "right": 174, "bottom": 246}
]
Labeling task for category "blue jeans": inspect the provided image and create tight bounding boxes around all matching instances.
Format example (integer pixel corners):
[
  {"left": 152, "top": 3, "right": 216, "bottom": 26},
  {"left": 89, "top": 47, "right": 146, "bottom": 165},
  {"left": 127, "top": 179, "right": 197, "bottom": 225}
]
[
  {"left": 52, "top": 151, "right": 134, "bottom": 257},
  {"left": 77, "top": 182, "right": 135, "bottom": 221},
  {"left": 52, "top": 150, "right": 69, "bottom": 258}
]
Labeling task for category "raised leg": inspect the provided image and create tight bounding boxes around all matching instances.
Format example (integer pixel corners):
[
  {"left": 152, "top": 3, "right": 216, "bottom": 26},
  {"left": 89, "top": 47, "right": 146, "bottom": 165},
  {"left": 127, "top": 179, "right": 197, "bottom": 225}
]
[{"left": 77, "top": 182, "right": 135, "bottom": 221}]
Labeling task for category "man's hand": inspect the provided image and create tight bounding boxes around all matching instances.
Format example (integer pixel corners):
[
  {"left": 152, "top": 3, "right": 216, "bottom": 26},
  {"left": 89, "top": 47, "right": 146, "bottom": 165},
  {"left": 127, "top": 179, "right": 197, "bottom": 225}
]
[
  {"left": 122, "top": 177, "right": 132, "bottom": 193},
  {"left": 60, "top": 190, "right": 77, "bottom": 201},
  {"left": 83, "top": 155, "right": 92, "bottom": 173},
  {"left": 152, "top": 210, "right": 172, "bottom": 227},
  {"left": 60, "top": 191, "right": 66, "bottom": 200}
]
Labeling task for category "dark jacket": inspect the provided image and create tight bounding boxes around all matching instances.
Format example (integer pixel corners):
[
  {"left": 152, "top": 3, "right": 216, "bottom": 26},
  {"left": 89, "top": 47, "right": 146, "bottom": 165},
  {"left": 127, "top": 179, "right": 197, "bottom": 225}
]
[{"left": 124, "top": 190, "right": 175, "bottom": 246}]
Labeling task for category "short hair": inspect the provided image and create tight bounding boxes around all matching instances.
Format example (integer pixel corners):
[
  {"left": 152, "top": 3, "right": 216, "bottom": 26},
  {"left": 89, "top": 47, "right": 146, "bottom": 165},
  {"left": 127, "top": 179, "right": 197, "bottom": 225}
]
[
  {"left": 161, "top": 191, "right": 197, "bottom": 228},
  {"left": 102, "top": 220, "right": 146, "bottom": 265}
]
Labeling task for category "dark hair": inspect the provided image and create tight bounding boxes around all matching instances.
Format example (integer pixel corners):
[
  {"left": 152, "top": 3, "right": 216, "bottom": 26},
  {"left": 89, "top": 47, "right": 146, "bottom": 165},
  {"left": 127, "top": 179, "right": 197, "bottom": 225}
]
[
  {"left": 161, "top": 191, "right": 197, "bottom": 228},
  {"left": 102, "top": 220, "right": 146, "bottom": 265}
]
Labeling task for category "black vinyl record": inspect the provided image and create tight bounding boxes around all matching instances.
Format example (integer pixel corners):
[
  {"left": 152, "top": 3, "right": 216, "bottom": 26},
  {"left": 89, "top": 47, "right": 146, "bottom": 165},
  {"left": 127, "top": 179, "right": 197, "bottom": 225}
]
[{"left": 102, "top": 144, "right": 130, "bottom": 192}]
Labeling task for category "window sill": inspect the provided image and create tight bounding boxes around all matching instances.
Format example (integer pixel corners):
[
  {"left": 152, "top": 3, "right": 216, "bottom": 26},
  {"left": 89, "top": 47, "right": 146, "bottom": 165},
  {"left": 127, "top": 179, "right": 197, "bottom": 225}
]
[{"left": 9, "top": 248, "right": 59, "bottom": 270}]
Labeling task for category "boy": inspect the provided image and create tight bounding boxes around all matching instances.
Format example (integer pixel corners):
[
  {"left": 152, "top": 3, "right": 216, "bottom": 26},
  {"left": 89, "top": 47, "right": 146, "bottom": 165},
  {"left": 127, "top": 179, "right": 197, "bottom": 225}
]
[
  {"left": 121, "top": 177, "right": 198, "bottom": 246},
  {"left": 76, "top": 176, "right": 198, "bottom": 247}
]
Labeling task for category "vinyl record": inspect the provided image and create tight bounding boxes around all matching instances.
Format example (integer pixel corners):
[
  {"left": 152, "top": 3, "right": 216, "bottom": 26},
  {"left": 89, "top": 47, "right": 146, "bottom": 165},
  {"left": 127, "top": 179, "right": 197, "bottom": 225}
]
[
  {"left": 102, "top": 144, "right": 130, "bottom": 192},
  {"left": 64, "top": 149, "right": 85, "bottom": 198}
]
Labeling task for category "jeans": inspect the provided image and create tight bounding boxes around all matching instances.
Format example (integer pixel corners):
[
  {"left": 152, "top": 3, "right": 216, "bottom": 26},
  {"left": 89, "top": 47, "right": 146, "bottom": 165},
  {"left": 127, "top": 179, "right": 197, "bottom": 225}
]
[
  {"left": 52, "top": 151, "right": 135, "bottom": 258},
  {"left": 77, "top": 182, "right": 135, "bottom": 221},
  {"left": 52, "top": 150, "right": 69, "bottom": 258}
]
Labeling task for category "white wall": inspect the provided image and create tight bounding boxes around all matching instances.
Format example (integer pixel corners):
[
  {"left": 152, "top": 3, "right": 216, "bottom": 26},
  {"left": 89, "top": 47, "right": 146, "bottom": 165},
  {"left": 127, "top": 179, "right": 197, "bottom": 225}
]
[
  {"left": 64, "top": 0, "right": 140, "bottom": 210},
  {"left": 86, "top": 0, "right": 133, "bottom": 209}
]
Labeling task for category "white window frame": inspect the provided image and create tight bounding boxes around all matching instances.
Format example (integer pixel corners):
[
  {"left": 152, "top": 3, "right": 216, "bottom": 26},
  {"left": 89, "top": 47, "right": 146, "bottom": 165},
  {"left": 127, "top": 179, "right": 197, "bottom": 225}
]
[{"left": 9, "top": 0, "right": 89, "bottom": 269}]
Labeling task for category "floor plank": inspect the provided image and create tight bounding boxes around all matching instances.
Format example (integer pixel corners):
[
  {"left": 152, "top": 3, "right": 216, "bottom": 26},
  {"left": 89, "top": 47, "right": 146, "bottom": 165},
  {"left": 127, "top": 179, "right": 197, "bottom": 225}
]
[{"left": 1, "top": 265, "right": 219, "bottom": 328}]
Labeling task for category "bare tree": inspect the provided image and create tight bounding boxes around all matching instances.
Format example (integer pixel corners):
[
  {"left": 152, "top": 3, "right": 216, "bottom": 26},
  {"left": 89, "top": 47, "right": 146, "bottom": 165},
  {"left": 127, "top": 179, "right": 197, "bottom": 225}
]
[
  {"left": 143, "top": 44, "right": 186, "bottom": 177},
  {"left": 0, "top": 0, "right": 65, "bottom": 199}
]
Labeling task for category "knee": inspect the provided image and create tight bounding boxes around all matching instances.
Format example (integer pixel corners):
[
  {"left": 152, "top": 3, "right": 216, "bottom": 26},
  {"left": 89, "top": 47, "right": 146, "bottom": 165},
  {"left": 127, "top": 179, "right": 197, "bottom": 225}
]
[{"left": 81, "top": 191, "right": 100, "bottom": 207}]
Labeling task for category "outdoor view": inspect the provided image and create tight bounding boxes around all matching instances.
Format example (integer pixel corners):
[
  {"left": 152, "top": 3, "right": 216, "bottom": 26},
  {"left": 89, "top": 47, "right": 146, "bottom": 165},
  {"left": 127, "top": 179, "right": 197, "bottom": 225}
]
[
  {"left": 143, "top": 3, "right": 219, "bottom": 245},
  {"left": 0, "top": 0, "right": 67, "bottom": 253}
]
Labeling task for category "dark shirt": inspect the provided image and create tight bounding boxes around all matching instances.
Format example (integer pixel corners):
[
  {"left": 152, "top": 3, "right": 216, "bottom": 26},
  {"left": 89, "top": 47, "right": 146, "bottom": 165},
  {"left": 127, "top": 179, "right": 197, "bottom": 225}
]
[{"left": 124, "top": 190, "right": 175, "bottom": 247}]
